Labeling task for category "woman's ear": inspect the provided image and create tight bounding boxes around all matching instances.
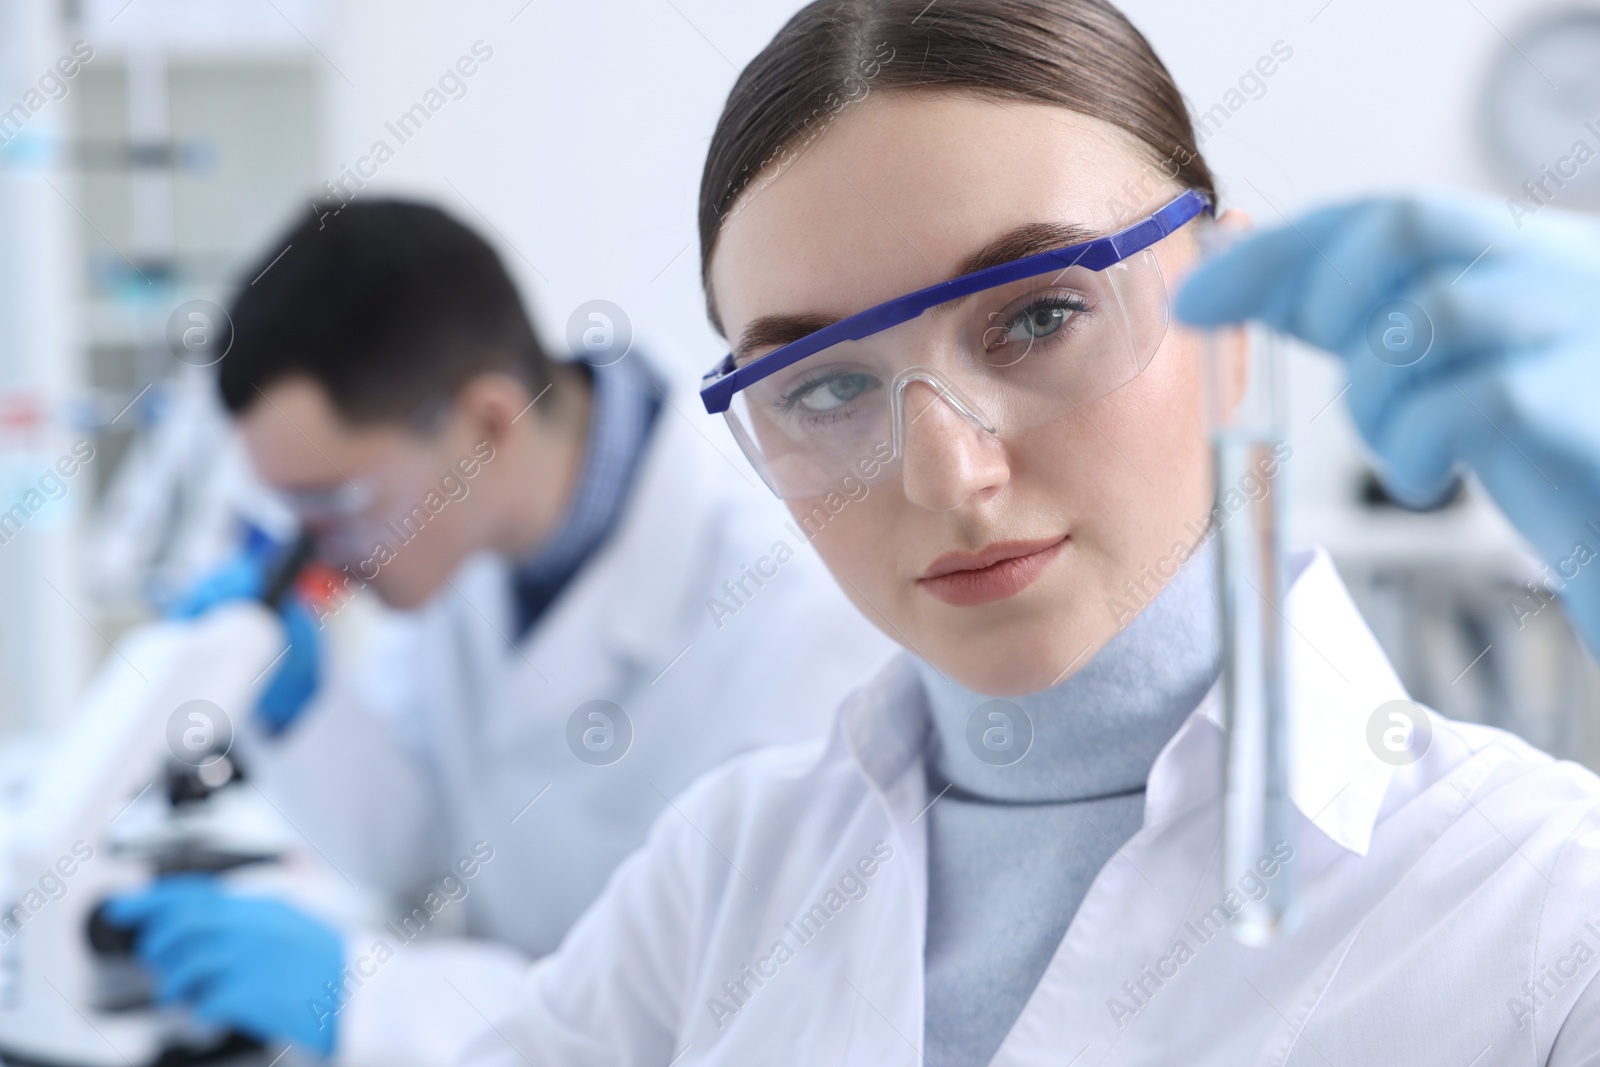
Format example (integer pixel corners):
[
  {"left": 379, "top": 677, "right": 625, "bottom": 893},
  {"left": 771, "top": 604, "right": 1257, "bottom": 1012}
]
[{"left": 1215, "top": 207, "right": 1252, "bottom": 234}]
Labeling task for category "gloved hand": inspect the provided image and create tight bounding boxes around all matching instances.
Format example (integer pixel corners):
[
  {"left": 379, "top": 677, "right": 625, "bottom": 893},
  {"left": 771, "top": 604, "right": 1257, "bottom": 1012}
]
[
  {"left": 1175, "top": 193, "right": 1600, "bottom": 655},
  {"left": 167, "top": 532, "right": 321, "bottom": 734},
  {"left": 103, "top": 876, "right": 345, "bottom": 1057}
]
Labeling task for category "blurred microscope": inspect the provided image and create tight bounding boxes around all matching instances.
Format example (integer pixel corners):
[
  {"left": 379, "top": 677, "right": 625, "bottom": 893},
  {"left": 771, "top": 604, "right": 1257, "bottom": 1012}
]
[{"left": 0, "top": 540, "right": 370, "bottom": 1067}]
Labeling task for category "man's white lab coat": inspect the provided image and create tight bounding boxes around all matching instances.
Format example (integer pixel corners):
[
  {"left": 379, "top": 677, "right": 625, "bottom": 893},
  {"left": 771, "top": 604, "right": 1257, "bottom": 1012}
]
[
  {"left": 242, "top": 402, "right": 896, "bottom": 1066},
  {"left": 460, "top": 548, "right": 1600, "bottom": 1066}
]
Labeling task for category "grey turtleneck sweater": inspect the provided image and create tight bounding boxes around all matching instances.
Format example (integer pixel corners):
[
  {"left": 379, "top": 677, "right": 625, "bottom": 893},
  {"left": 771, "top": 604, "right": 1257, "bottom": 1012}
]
[{"left": 916, "top": 540, "right": 1221, "bottom": 1066}]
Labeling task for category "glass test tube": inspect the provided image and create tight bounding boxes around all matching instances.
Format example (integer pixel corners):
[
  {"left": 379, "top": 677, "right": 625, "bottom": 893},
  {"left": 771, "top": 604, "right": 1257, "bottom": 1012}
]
[{"left": 1205, "top": 318, "right": 1297, "bottom": 946}]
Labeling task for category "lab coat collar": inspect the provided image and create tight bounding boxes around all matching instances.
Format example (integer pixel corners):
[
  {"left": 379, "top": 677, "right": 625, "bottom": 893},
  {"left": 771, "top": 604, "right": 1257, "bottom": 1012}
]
[
  {"left": 837, "top": 545, "right": 1408, "bottom": 856},
  {"left": 839, "top": 654, "right": 933, "bottom": 793},
  {"left": 1179, "top": 546, "right": 1409, "bottom": 855},
  {"left": 1271, "top": 545, "right": 1409, "bottom": 854},
  {"left": 578, "top": 385, "right": 769, "bottom": 669}
]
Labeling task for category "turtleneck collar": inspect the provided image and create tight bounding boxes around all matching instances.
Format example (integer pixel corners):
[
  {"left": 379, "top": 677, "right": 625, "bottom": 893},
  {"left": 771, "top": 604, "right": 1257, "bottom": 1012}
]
[{"left": 916, "top": 538, "right": 1221, "bottom": 804}]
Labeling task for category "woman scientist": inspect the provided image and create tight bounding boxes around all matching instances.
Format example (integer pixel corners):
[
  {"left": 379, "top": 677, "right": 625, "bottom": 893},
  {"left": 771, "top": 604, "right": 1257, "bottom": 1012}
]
[{"left": 462, "top": 1, "right": 1600, "bottom": 1063}]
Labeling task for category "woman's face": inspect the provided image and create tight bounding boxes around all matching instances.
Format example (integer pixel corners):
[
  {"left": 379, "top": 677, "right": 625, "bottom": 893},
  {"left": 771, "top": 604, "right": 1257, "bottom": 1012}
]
[{"left": 710, "top": 93, "right": 1219, "bottom": 695}]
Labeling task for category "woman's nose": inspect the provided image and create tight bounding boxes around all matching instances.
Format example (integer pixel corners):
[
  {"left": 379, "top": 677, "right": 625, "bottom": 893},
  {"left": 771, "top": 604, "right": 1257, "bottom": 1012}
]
[{"left": 897, "top": 381, "right": 1010, "bottom": 511}]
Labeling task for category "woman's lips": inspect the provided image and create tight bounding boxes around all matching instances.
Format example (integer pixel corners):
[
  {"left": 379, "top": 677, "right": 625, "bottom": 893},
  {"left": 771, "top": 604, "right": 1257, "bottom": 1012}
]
[{"left": 918, "top": 536, "right": 1068, "bottom": 607}]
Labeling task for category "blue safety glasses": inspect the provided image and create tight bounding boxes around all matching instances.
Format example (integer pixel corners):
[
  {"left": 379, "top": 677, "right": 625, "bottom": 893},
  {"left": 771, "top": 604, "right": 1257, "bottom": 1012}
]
[{"left": 700, "top": 190, "right": 1212, "bottom": 499}]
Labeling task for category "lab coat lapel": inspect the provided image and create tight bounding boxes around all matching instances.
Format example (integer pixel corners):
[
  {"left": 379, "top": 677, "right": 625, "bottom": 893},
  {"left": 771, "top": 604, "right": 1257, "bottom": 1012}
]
[
  {"left": 399, "top": 553, "right": 525, "bottom": 852},
  {"left": 586, "top": 399, "right": 736, "bottom": 670},
  {"left": 405, "top": 554, "right": 510, "bottom": 768},
  {"left": 990, "top": 549, "right": 1410, "bottom": 1065},
  {"left": 529, "top": 405, "right": 729, "bottom": 668},
  {"left": 478, "top": 405, "right": 730, "bottom": 752},
  {"left": 705, "top": 785, "right": 930, "bottom": 1065},
  {"left": 836, "top": 660, "right": 934, "bottom": 1065},
  {"left": 687, "top": 659, "right": 934, "bottom": 1065}
]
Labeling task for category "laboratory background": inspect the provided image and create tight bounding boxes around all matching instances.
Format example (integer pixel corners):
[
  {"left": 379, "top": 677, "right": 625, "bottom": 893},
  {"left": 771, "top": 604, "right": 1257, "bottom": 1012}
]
[{"left": 0, "top": 0, "right": 1597, "bottom": 1059}]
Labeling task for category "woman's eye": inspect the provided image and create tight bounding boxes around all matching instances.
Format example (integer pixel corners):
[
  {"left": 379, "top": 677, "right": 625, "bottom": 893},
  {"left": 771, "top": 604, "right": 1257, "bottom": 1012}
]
[
  {"left": 980, "top": 293, "right": 1091, "bottom": 365},
  {"left": 791, "top": 372, "right": 878, "bottom": 412},
  {"left": 1002, "top": 301, "right": 1074, "bottom": 344}
]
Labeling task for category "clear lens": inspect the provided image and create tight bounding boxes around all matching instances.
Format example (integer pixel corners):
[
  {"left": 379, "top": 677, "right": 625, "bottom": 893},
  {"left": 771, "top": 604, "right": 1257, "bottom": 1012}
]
[{"left": 725, "top": 249, "right": 1169, "bottom": 499}]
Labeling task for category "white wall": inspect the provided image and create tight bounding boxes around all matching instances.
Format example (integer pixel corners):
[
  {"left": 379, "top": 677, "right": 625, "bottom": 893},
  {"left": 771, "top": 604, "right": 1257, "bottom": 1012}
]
[
  {"left": 315, "top": 0, "right": 1559, "bottom": 375},
  {"left": 317, "top": 0, "right": 779, "bottom": 386},
  {"left": 1118, "top": 0, "right": 1571, "bottom": 547}
]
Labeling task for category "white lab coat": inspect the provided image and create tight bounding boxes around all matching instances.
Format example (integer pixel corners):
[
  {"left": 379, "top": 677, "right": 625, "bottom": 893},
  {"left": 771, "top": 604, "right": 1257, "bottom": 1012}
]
[
  {"left": 459, "top": 547, "right": 1600, "bottom": 1066},
  {"left": 240, "top": 400, "right": 897, "bottom": 1067}
]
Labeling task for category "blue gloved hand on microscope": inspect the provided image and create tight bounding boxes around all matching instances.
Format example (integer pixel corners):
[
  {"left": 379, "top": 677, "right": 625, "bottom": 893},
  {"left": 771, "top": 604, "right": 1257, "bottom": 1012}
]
[
  {"left": 1176, "top": 192, "right": 1600, "bottom": 656},
  {"left": 103, "top": 875, "right": 346, "bottom": 1056},
  {"left": 166, "top": 526, "right": 322, "bottom": 734}
]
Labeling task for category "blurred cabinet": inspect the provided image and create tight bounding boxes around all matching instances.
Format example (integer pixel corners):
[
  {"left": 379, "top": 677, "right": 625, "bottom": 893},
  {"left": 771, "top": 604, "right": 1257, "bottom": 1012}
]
[{"left": 72, "top": 55, "right": 318, "bottom": 503}]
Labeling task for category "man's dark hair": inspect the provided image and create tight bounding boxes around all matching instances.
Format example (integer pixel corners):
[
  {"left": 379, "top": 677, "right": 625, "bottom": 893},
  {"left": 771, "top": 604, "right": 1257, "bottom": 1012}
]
[{"left": 220, "top": 199, "right": 553, "bottom": 426}]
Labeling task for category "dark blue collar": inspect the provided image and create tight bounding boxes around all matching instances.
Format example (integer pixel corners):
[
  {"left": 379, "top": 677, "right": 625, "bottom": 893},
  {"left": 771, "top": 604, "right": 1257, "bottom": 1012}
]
[{"left": 510, "top": 356, "right": 662, "bottom": 639}]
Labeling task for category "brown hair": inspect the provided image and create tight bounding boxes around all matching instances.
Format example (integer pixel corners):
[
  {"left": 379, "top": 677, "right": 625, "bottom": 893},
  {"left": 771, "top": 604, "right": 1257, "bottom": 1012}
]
[{"left": 697, "top": 0, "right": 1215, "bottom": 331}]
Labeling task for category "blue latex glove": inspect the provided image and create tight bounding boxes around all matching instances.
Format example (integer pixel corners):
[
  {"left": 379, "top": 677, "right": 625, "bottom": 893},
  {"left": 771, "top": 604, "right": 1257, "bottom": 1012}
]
[
  {"left": 167, "top": 533, "right": 321, "bottom": 734},
  {"left": 103, "top": 875, "right": 345, "bottom": 1056},
  {"left": 1176, "top": 193, "right": 1600, "bottom": 656}
]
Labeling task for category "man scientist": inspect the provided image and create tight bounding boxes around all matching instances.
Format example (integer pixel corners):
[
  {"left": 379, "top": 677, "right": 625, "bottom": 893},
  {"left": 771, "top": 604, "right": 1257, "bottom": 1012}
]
[{"left": 105, "top": 199, "right": 894, "bottom": 1065}]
